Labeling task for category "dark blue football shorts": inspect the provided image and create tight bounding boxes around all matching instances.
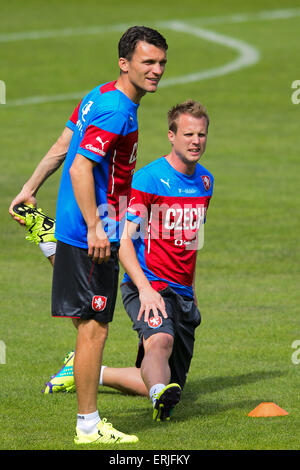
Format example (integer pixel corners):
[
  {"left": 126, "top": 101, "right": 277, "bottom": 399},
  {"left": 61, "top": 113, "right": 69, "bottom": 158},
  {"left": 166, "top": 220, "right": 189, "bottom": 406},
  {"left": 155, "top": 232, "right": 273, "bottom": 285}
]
[
  {"left": 52, "top": 240, "right": 119, "bottom": 323},
  {"left": 120, "top": 281, "right": 201, "bottom": 389}
]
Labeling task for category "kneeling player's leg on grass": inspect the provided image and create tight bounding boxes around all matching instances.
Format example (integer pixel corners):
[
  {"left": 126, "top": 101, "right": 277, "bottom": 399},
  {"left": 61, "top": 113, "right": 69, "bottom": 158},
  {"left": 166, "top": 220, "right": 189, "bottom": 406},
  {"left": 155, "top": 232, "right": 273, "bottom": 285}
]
[
  {"left": 42, "top": 329, "right": 147, "bottom": 396},
  {"left": 101, "top": 366, "right": 148, "bottom": 396},
  {"left": 141, "top": 332, "right": 173, "bottom": 393},
  {"left": 141, "top": 332, "right": 181, "bottom": 421},
  {"left": 42, "top": 355, "right": 148, "bottom": 396}
]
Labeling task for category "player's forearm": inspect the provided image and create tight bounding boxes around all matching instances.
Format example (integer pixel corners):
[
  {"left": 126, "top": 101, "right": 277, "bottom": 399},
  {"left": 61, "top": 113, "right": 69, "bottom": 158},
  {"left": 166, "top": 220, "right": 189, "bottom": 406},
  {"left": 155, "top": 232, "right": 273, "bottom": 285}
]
[
  {"left": 120, "top": 221, "right": 168, "bottom": 320},
  {"left": 119, "top": 235, "right": 150, "bottom": 292},
  {"left": 22, "top": 127, "right": 72, "bottom": 196},
  {"left": 69, "top": 156, "right": 100, "bottom": 231},
  {"left": 70, "top": 154, "right": 110, "bottom": 263},
  {"left": 23, "top": 153, "right": 65, "bottom": 196}
]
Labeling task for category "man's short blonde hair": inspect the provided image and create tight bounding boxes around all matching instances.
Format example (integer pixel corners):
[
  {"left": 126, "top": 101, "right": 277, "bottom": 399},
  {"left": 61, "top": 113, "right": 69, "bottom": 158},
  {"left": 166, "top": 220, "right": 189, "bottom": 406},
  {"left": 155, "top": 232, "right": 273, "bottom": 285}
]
[{"left": 167, "top": 100, "right": 209, "bottom": 133}]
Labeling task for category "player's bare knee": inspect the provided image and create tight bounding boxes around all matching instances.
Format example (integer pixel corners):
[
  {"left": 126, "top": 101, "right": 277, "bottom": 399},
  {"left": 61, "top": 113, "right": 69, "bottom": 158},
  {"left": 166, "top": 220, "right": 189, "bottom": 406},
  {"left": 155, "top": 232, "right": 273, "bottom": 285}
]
[
  {"left": 144, "top": 332, "right": 173, "bottom": 355},
  {"left": 78, "top": 319, "right": 108, "bottom": 344},
  {"left": 94, "top": 322, "right": 109, "bottom": 344}
]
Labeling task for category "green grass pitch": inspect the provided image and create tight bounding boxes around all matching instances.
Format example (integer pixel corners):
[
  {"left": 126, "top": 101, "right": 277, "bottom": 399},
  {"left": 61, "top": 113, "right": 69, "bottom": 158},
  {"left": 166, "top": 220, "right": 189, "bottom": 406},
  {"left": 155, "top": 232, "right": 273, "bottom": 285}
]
[{"left": 0, "top": 0, "right": 300, "bottom": 450}]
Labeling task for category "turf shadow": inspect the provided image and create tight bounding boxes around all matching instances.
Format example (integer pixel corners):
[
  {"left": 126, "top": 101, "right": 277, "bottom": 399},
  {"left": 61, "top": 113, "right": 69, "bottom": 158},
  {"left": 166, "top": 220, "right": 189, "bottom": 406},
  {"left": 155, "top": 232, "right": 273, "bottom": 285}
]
[{"left": 184, "top": 369, "right": 287, "bottom": 401}]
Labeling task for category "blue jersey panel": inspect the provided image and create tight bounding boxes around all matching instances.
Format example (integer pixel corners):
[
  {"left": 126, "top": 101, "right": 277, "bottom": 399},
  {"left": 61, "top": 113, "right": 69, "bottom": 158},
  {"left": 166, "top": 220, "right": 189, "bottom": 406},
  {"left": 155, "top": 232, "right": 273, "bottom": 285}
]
[{"left": 55, "top": 82, "right": 139, "bottom": 248}]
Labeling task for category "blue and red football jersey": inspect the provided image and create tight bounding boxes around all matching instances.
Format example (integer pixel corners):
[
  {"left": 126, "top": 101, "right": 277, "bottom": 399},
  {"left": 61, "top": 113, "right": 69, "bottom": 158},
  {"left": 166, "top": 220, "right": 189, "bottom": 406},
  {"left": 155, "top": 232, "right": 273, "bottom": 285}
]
[
  {"left": 55, "top": 81, "right": 139, "bottom": 248},
  {"left": 123, "top": 156, "right": 214, "bottom": 297}
]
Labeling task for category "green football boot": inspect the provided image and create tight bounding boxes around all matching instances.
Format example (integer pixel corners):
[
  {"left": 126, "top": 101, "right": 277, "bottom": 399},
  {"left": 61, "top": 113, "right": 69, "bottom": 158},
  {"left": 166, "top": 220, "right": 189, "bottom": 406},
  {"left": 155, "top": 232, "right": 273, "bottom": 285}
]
[
  {"left": 43, "top": 351, "right": 75, "bottom": 394},
  {"left": 12, "top": 203, "right": 56, "bottom": 244},
  {"left": 153, "top": 383, "right": 181, "bottom": 421},
  {"left": 74, "top": 418, "right": 139, "bottom": 445}
]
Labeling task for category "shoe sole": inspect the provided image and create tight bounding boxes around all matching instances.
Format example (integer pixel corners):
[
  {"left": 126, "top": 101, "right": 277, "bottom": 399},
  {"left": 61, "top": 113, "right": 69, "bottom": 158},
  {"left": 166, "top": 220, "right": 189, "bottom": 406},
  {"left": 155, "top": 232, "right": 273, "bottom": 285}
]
[
  {"left": 12, "top": 203, "right": 53, "bottom": 221},
  {"left": 13, "top": 203, "right": 56, "bottom": 244},
  {"left": 153, "top": 383, "right": 181, "bottom": 421},
  {"left": 12, "top": 203, "right": 34, "bottom": 219},
  {"left": 74, "top": 430, "right": 138, "bottom": 445},
  {"left": 43, "top": 382, "right": 76, "bottom": 394},
  {"left": 74, "top": 436, "right": 138, "bottom": 445}
]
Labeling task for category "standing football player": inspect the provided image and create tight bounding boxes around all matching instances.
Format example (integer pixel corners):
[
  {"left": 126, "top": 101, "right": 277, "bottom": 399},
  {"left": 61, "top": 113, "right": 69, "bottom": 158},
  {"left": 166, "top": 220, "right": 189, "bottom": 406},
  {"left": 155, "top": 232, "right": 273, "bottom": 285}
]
[{"left": 9, "top": 26, "right": 168, "bottom": 445}]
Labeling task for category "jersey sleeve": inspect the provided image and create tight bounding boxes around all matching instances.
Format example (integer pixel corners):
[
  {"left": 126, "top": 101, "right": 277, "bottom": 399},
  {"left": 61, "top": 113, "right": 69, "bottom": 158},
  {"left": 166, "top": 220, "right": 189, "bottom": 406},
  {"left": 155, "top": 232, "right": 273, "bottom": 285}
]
[
  {"left": 77, "top": 110, "right": 127, "bottom": 164},
  {"left": 66, "top": 100, "right": 82, "bottom": 131}
]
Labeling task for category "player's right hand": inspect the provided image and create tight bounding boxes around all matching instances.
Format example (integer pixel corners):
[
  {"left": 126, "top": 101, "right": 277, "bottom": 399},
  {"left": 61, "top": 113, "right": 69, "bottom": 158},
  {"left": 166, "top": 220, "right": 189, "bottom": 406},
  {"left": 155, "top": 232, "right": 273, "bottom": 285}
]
[
  {"left": 87, "top": 226, "right": 111, "bottom": 264},
  {"left": 9, "top": 191, "right": 37, "bottom": 225},
  {"left": 138, "top": 285, "right": 168, "bottom": 322}
]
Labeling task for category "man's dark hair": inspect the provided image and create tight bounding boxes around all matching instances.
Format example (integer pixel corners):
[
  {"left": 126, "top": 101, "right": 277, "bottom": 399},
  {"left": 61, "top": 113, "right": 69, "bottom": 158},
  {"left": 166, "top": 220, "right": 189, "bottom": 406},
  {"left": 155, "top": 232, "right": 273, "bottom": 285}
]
[{"left": 118, "top": 26, "right": 168, "bottom": 60}]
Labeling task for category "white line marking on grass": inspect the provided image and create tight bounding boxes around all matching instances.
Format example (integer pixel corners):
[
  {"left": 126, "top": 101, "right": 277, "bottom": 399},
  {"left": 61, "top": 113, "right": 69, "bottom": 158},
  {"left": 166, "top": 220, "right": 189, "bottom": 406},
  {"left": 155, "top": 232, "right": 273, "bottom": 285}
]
[
  {"left": 1, "top": 8, "right": 300, "bottom": 43},
  {"left": 4, "top": 23, "right": 259, "bottom": 107},
  {"left": 0, "top": 23, "right": 129, "bottom": 44},
  {"left": 168, "top": 8, "right": 300, "bottom": 27},
  {"left": 7, "top": 91, "right": 91, "bottom": 107},
  {"left": 159, "top": 22, "right": 259, "bottom": 87},
  {"left": 3, "top": 6, "right": 300, "bottom": 106}
]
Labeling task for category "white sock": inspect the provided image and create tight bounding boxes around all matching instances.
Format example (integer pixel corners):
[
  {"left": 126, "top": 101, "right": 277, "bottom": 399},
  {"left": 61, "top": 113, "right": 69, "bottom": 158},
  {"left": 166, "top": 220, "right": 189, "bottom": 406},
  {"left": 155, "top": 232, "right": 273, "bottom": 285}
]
[
  {"left": 39, "top": 241, "right": 57, "bottom": 258},
  {"left": 76, "top": 410, "right": 100, "bottom": 434},
  {"left": 99, "top": 365, "right": 107, "bottom": 385},
  {"left": 149, "top": 383, "right": 166, "bottom": 406}
]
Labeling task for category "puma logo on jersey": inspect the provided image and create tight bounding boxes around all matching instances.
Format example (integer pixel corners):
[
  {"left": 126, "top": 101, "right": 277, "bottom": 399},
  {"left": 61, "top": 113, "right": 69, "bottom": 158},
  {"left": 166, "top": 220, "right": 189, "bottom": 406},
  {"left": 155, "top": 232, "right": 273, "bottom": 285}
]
[
  {"left": 85, "top": 136, "right": 110, "bottom": 156},
  {"left": 160, "top": 178, "right": 171, "bottom": 189},
  {"left": 96, "top": 136, "right": 109, "bottom": 151}
]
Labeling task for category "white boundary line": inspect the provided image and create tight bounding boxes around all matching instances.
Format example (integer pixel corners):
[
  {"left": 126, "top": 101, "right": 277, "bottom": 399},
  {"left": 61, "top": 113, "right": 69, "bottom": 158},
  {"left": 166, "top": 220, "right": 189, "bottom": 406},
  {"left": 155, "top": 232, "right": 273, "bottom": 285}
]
[
  {"left": 1, "top": 8, "right": 299, "bottom": 43},
  {"left": 0, "top": 23, "right": 129, "bottom": 44},
  {"left": 4, "top": 22, "right": 260, "bottom": 107},
  {"left": 6, "top": 21, "right": 260, "bottom": 107},
  {"left": 3, "top": 7, "right": 299, "bottom": 107},
  {"left": 159, "top": 22, "right": 259, "bottom": 87}
]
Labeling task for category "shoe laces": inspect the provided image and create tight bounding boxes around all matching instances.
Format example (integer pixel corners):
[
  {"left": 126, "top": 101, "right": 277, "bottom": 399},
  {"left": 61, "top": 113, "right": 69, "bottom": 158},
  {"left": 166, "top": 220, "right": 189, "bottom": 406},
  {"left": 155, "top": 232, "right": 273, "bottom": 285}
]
[
  {"left": 101, "top": 418, "right": 113, "bottom": 428},
  {"left": 101, "top": 418, "right": 123, "bottom": 437},
  {"left": 24, "top": 207, "right": 42, "bottom": 221},
  {"left": 63, "top": 351, "right": 75, "bottom": 364}
]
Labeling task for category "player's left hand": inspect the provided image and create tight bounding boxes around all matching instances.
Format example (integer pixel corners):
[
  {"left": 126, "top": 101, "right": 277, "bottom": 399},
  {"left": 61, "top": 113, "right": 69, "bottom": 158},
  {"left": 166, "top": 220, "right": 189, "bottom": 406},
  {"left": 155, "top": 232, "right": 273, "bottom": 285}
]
[{"left": 138, "top": 285, "right": 167, "bottom": 322}]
